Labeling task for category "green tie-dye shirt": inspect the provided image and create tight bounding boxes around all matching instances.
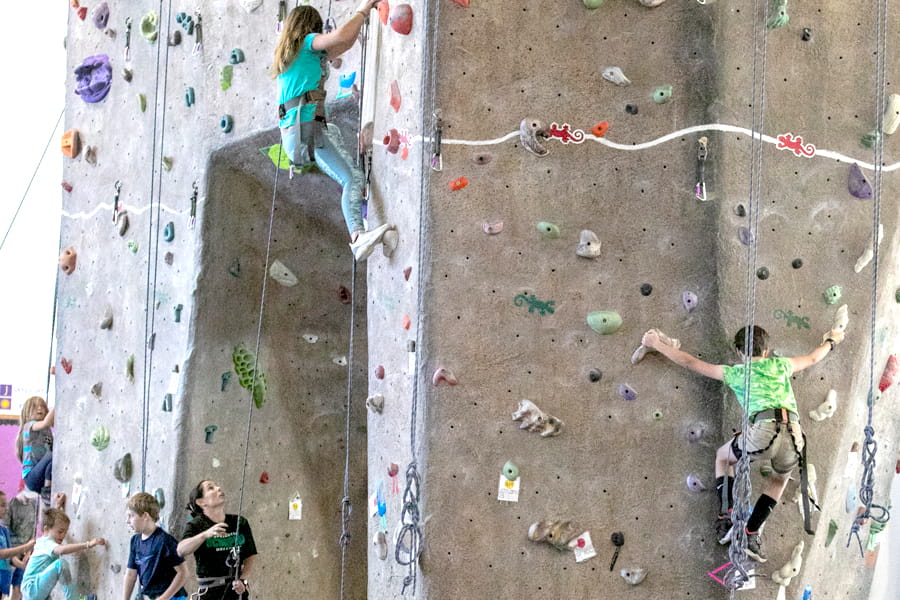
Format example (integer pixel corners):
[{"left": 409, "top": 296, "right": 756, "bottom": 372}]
[{"left": 722, "top": 357, "right": 797, "bottom": 415}]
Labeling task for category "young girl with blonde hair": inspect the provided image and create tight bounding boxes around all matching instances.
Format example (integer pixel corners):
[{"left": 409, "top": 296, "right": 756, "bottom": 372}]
[{"left": 15, "top": 397, "right": 55, "bottom": 505}]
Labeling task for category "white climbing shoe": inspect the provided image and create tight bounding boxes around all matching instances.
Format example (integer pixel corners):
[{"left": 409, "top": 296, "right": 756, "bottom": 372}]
[{"left": 350, "top": 223, "right": 394, "bottom": 262}]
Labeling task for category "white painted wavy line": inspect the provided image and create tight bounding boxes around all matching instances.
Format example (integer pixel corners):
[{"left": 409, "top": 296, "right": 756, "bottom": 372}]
[{"left": 61, "top": 202, "right": 192, "bottom": 220}]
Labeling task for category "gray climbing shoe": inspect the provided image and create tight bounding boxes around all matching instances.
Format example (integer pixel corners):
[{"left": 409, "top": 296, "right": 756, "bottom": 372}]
[
  {"left": 745, "top": 531, "right": 767, "bottom": 563},
  {"left": 715, "top": 513, "right": 733, "bottom": 545},
  {"left": 350, "top": 224, "right": 393, "bottom": 262}
]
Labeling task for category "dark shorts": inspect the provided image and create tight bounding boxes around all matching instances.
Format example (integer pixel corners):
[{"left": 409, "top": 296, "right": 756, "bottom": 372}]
[
  {"left": 0, "top": 568, "right": 11, "bottom": 595},
  {"left": 731, "top": 420, "right": 804, "bottom": 474},
  {"left": 12, "top": 566, "right": 23, "bottom": 586}
]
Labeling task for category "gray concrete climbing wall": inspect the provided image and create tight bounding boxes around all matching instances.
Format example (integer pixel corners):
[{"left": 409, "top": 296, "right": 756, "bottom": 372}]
[{"left": 54, "top": 1, "right": 900, "bottom": 599}]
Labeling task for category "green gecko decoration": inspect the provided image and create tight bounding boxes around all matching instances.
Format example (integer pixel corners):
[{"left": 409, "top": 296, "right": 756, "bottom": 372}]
[
  {"left": 514, "top": 293, "right": 555, "bottom": 316},
  {"left": 774, "top": 309, "right": 810, "bottom": 329}
]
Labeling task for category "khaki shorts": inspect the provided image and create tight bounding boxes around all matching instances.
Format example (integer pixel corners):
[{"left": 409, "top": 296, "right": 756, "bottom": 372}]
[{"left": 731, "top": 420, "right": 803, "bottom": 474}]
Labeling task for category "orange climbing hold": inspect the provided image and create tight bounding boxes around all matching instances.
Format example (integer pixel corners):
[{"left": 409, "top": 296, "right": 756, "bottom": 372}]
[
  {"left": 879, "top": 355, "right": 898, "bottom": 393},
  {"left": 402, "top": 315, "right": 411, "bottom": 330},
  {"left": 592, "top": 121, "right": 609, "bottom": 137},
  {"left": 449, "top": 0, "right": 470, "bottom": 6},
  {"left": 59, "top": 247, "right": 77, "bottom": 274},
  {"left": 378, "top": 0, "right": 389, "bottom": 25},
  {"left": 61, "top": 129, "right": 82, "bottom": 158},
  {"left": 449, "top": 177, "right": 468, "bottom": 191},
  {"left": 389, "top": 80, "right": 401, "bottom": 112},
  {"left": 70, "top": 0, "right": 80, "bottom": 7}
]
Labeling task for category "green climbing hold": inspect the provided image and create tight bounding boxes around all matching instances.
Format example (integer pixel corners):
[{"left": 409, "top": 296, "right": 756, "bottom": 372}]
[
  {"left": 163, "top": 222, "right": 175, "bottom": 242},
  {"left": 824, "top": 519, "right": 838, "bottom": 547},
  {"left": 91, "top": 426, "right": 111, "bottom": 451},
  {"left": 126, "top": 354, "right": 135, "bottom": 383},
  {"left": 220, "top": 65, "right": 233, "bottom": 91},
  {"left": 582, "top": 0, "right": 605, "bottom": 8},
  {"left": 137, "top": 94, "right": 146, "bottom": 112},
  {"left": 895, "top": 288, "right": 900, "bottom": 303},
  {"left": 824, "top": 285, "right": 842, "bottom": 305},
  {"left": 652, "top": 85, "right": 673, "bottom": 104},
  {"left": 185, "top": 87, "right": 195, "bottom": 107},
  {"left": 652, "top": 410, "right": 663, "bottom": 421},
  {"left": 260, "top": 145, "right": 298, "bottom": 172},
  {"left": 861, "top": 130, "right": 881, "bottom": 149},
  {"left": 587, "top": 311, "right": 623, "bottom": 335},
  {"left": 502, "top": 461, "right": 519, "bottom": 481},
  {"left": 536, "top": 221, "right": 561, "bottom": 239},
  {"left": 766, "top": 0, "right": 789, "bottom": 29},
  {"left": 232, "top": 345, "right": 267, "bottom": 408},
  {"left": 161, "top": 157, "right": 173, "bottom": 171},
  {"left": 140, "top": 11, "right": 159, "bottom": 42},
  {"left": 127, "top": 240, "right": 139, "bottom": 253}
]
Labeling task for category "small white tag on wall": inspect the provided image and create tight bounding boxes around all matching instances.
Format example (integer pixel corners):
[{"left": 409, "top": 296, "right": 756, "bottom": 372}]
[
  {"left": 289, "top": 494, "right": 302, "bottom": 520},
  {"left": 497, "top": 475, "right": 520, "bottom": 502},
  {"left": 573, "top": 531, "right": 597, "bottom": 563}
]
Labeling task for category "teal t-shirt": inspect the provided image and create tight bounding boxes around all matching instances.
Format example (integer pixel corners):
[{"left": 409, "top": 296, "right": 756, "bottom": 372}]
[
  {"left": 277, "top": 33, "right": 327, "bottom": 128},
  {"left": 722, "top": 357, "right": 797, "bottom": 415}
]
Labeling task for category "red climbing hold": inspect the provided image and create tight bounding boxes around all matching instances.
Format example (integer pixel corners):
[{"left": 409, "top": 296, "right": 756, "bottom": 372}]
[
  {"left": 449, "top": 0, "right": 470, "bottom": 6},
  {"left": 449, "top": 177, "right": 468, "bottom": 191},
  {"left": 592, "top": 121, "right": 609, "bottom": 137},
  {"left": 378, "top": 1, "right": 389, "bottom": 25},
  {"left": 389, "top": 4, "right": 413, "bottom": 35},
  {"left": 61, "top": 182, "right": 73, "bottom": 192},
  {"left": 77, "top": 6, "right": 88, "bottom": 20},
  {"left": 432, "top": 366, "right": 458, "bottom": 386},
  {"left": 338, "top": 285, "right": 352, "bottom": 304},
  {"left": 61, "top": 357, "right": 73, "bottom": 374},
  {"left": 879, "top": 355, "right": 898, "bottom": 393},
  {"left": 402, "top": 315, "right": 411, "bottom": 330},
  {"left": 375, "top": 365, "right": 385, "bottom": 379},
  {"left": 259, "top": 471, "right": 269, "bottom": 484},
  {"left": 403, "top": 266, "right": 412, "bottom": 281},
  {"left": 384, "top": 129, "right": 400, "bottom": 154},
  {"left": 389, "top": 80, "right": 401, "bottom": 112}
]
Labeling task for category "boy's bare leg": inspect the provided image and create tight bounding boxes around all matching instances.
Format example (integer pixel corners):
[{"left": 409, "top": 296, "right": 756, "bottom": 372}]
[
  {"left": 761, "top": 473, "right": 790, "bottom": 502},
  {"left": 715, "top": 440, "right": 738, "bottom": 478}
]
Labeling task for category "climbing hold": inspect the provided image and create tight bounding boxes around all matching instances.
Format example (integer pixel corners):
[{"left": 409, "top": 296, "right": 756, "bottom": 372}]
[
  {"left": 204, "top": 425, "right": 218, "bottom": 444},
  {"left": 823, "top": 285, "right": 842, "bottom": 305},
  {"left": 738, "top": 226, "right": 754, "bottom": 246},
  {"left": 91, "top": 382, "right": 102, "bottom": 399},
  {"left": 60, "top": 358, "right": 73, "bottom": 375},
  {"left": 74, "top": 55, "right": 112, "bottom": 103},
  {"left": 122, "top": 68, "right": 133, "bottom": 82},
  {"left": 602, "top": 66, "right": 631, "bottom": 86},
  {"left": 639, "top": 284, "right": 652, "bottom": 297},
  {"left": 338, "top": 285, "right": 352, "bottom": 304},
  {"left": 734, "top": 203, "right": 746, "bottom": 217},
  {"left": 332, "top": 355, "right": 347, "bottom": 366},
  {"left": 617, "top": 384, "right": 637, "bottom": 401},
  {"left": 154, "top": 488, "right": 165, "bottom": 509},
  {"left": 519, "top": 119, "right": 549, "bottom": 157},
  {"left": 624, "top": 104, "right": 638, "bottom": 115},
  {"left": 58, "top": 247, "right": 77, "bottom": 275},
  {"left": 854, "top": 223, "right": 883, "bottom": 273},
  {"left": 232, "top": 345, "right": 267, "bottom": 408},
  {"left": 687, "top": 424, "right": 705, "bottom": 443},
  {"left": 449, "top": 0, "right": 470, "bottom": 5},
  {"left": 620, "top": 568, "right": 647, "bottom": 586},
  {"left": 512, "top": 399, "right": 563, "bottom": 437},
  {"left": 686, "top": 474, "right": 705, "bottom": 492},
  {"left": 377, "top": 1, "right": 390, "bottom": 25},
  {"left": 229, "top": 49, "right": 245, "bottom": 65},
  {"left": 652, "top": 410, "right": 663, "bottom": 421},
  {"left": 173, "top": 304, "right": 183, "bottom": 323},
  {"left": 583, "top": 0, "right": 605, "bottom": 8},
  {"left": 883, "top": 94, "right": 900, "bottom": 135},
  {"left": 809, "top": 390, "right": 837, "bottom": 422},
  {"left": 479, "top": 221, "right": 503, "bottom": 235},
  {"left": 269, "top": 259, "right": 298, "bottom": 287},
  {"left": 824, "top": 520, "right": 838, "bottom": 547},
  {"left": 576, "top": 230, "right": 601, "bottom": 258},
  {"left": 449, "top": 177, "right": 468, "bottom": 191},
  {"left": 100, "top": 308, "right": 113, "bottom": 330},
  {"left": 847, "top": 163, "right": 873, "bottom": 199},
  {"left": 403, "top": 266, "right": 412, "bottom": 281},
  {"left": 161, "top": 157, "right": 173, "bottom": 171},
  {"left": 588, "top": 369, "right": 603, "bottom": 383},
  {"left": 302, "top": 334, "right": 318, "bottom": 344},
  {"left": 801, "top": 27, "right": 812, "bottom": 41},
  {"left": 163, "top": 221, "right": 175, "bottom": 242},
  {"left": 140, "top": 11, "right": 159, "bottom": 41},
  {"left": 162, "top": 393, "right": 173, "bottom": 412},
  {"left": 389, "top": 4, "right": 413, "bottom": 34},
  {"left": 110, "top": 564, "right": 122, "bottom": 574},
  {"left": 126, "top": 354, "right": 135, "bottom": 383},
  {"left": 168, "top": 30, "right": 182, "bottom": 46},
  {"left": 502, "top": 461, "right": 519, "bottom": 481},
  {"left": 682, "top": 291, "right": 698, "bottom": 312},
  {"left": 638, "top": 0, "right": 667, "bottom": 5},
  {"left": 771, "top": 541, "right": 805, "bottom": 587},
  {"left": 366, "top": 394, "right": 384, "bottom": 413},
  {"left": 631, "top": 328, "right": 680, "bottom": 364},
  {"left": 384, "top": 128, "right": 400, "bottom": 154},
  {"left": 861, "top": 130, "right": 881, "bottom": 149},
  {"left": 221, "top": 372, "right": 231, "bottom": 391},
  {"left": 185, "top": 87, "right": 195, "bottom": 107},
  {"left": 401, "top": 315, "right": 411, "bottom": 330},
  {"left": 381, "top": 229, "right": 400, "bottom": 258},
  {"left": 164, "top": 252, "right": 173, "bottom": 265},
  {"left": 259, "top": 472, "right": 269, "bottom": 484},
  {"left": 528, "top": 520, "right": 579, "bottom": 551},
  {"left": 220, "top": 65, "right": 233, "bottom": 91},
  {"left": 791, "top": 258, "right": 803, "bottom": 269},
  {"left": 84, "top": 146, "right": 98, "bottom": 165},
  {"left": 652, "top": 85, "right": 673, "bottom": 104},
  {"left": 228, "top": 259, "right": 241, "bottom": 278},
  {"left": 90, "top": 426, "right": 111, "bottom": 451},
  {"left": 76, "top": 6, "right": 88, "bottom": 20},
  {"left": 766, "top": 0, "right": 789, "bottom": 29},
  {"left": 756, "top": 267, "right": 770, "bottom": 280},
  {"left": 896, "top": 288, "right": 900, "bottom": 303},
  {"left": 61, "top": 181, "right": 73, "bottom": 192},
  {"left": 389, "top": 80, "right": 401, "bottom": 112},
  {"left": 879, "top": 355, "right": 898, "bottom": 393},
  {"left": 587, "top": 311, "right": 622, "bottom": 335},
  {"left": 591, "top": 121, "right": 609, "bottom": 137},
  {"left": 136, "top": 93, "right": 147, "bottom": 112},
  {"left": 514, "top": 293, "right": 555, "bottom": 315},
  {"left": 92, "top": 3, "right": 110, "bottom": 29},
  {"left": 536, "top": 222, "right": 560, "bottom": 239},
  {"left": 240, "top": 0, "right": 263, "bottom": 11},
  {"left": 375, "top": 365, "right": 385, "bottom": 379},
  {"left": 220, "top": 115, "right": 234, "bottom": 133},
  {"left": 432, "top": 366, "right": 458, "bottom": 386},
  {"left": 114, "top": 453, "right": 132, "bottom": 483},
  {"left": 373, "top": 531, "right": 388, "bottom": 560}
]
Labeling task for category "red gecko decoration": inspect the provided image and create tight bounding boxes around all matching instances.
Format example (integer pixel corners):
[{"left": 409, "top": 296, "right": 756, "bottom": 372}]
[
  {"left": 547, "top": 122, "right": 586, "bottom": 144},
  {"left": 776, "top": 132, "right": 816, "bottom": 158}
]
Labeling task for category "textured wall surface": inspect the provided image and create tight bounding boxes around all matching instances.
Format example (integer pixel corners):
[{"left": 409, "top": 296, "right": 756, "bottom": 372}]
[{"left": 54, "top": 1, "right": 899, "bottom": 599}]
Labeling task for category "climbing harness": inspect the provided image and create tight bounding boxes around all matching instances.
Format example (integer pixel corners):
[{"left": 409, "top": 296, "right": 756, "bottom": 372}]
[
  {"left": 278, "top": 54, "right": 329, "bottom": 177},
  {"left": 193, "top": 13, "right": 203, "bottom": 55},
  {"left": 189, "top": 181, "right": 198, "bottom": 229},
  {"left": 124, "top": 17, "right": 132, "bottom": 61},
  {"left": 695, "top": 136, "right": 707, "bottom": 201},
  {"left": 112, "top": 180, "right": 122, "bottom": 223}
]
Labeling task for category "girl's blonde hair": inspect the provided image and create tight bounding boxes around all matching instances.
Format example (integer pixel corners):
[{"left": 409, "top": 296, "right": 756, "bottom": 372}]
[
  {"left": 16, "top": 396, "right": 47, "bottom": 463},
  {"left": 271, "top": 6, "right": 323, "bottom": 77}
]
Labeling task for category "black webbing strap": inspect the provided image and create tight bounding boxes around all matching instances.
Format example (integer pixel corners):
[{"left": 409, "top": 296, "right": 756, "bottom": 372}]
[{"left": 797, "top": 430, "right": 816, "bottom": 535}]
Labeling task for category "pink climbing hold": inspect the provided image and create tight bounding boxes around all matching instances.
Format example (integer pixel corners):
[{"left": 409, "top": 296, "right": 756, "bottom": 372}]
[
  {"left": 384, "top": 129, "right": 401, "bottom": 154},
  {"left": 375, "top": 365, "right": 385, "bottom": 379},
  {"left": 482, "top": 221, "right": 503, "bottom": 235},
  {"left": 449, "top": 0, "right": 469, "bottom": 6},
  {"left": 403, "top": 266, "right": 412, "bottom": 281},
  {"left": 77, "top": 6, "right": 88, "bottom": 20},
  {"left": 59, "top": 247, "right": 77, "bottom": 275},
  {"left": 432, "top": 366, "right": 458, "bottom": 386},
  {"left": 402, "top": 315, "right": 411, "bottom": 330},
  {"left": 389, "top": 4, "right": 413, "bottom": 35},
  {"left": 61, "top": 181, "right": 73, "bottom": 192},
  {"left": 879, "top": 355, "right": 898, "bottom": 393},
  {"left": 389, "top": 80, "right": 401, "bottom": 112},
  {"left": 259, "top": 471, "right": 269, "bottom": 484},
  {"left": 61, "top": 357, "right": 73, "bottom": 375},
  {"left": 378, "top": 0, "right": 390, "bottom": 25}
]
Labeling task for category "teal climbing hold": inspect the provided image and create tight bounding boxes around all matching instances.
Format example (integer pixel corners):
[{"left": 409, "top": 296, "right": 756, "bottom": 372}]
[
  {"left": 163, "top": 221, "right": 175, "bottom": 242},
  {"left": 824, "top": 285, "right": 842, "bottom": 305},
  {"left": 587, "top": 311, "right": 623, "bottom": 335},
  {"left": 502, "top": 461, "right": 519, "bottom": 481},
  {"left": 220, "top": 65, "right": 233, "bottom": 91},
  {"left": 174, "top": 304, "right": 183, "bottom": 323},
  {"left": 220, "top": 115, "right": 234, "bottom": 133},
  {"left": 536, "top": 221, "right": 560, "bottom": 239},
  {"left": 221, "top": 372, "right": 232, "bottom": 391},
  {"left": 652, "top": 85, "right": 673, "bottom": 104},
  {"left": 154, "top": 488, "right": 165, "bottom": 509},
  {"left": 229, "top": 48, "right": 245, "bottom": 64},
  {"left": 185, "top": 86, "right": 195, "bottom": 107}
]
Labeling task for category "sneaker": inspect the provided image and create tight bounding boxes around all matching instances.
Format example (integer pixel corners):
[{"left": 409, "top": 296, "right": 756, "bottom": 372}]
[
  {"left": 350, "top": 223, "right": 393, "bottom": 262},
  {"left": 40, "top": 486, "right": 52, "bottom": 506},
  {"left": 715, "top": 513, "right": 733, "bottom": 545},
  {"left": 745, "top": 530, "right": 767, "bottom": 563}
]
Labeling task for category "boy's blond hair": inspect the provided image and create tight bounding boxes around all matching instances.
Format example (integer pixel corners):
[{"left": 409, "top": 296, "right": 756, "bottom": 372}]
[
  {"left": 127, "top": 492, "right": 160, "bottom": 521},
  {"left": 43, "top": 508, "right": 70, "bottom": 530}
]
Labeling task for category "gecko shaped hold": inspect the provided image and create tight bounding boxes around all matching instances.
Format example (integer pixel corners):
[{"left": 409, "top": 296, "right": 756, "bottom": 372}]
[
  {"left": 854, "top": 223, "right": 883, "bottom": 273},
  {"left": 512, "top": 399, "right": 563, "bottom": 437},
  {"left": 620, "top": 568, "right": 647, "bottom": 586},
  {"left": 809, "top": 390, "right": 837, "bottom": 421},
  {"left": 432, "top": 366, "right": 458, "bottom": 386},
  {"left": 587, "top": 311, "right": 622, "bottom": 335},
  {"left": 771, "top": 540, "right": 804, "bottom": 587},
  {"left": 848, "top": 163, "right": 873, "bottom": 199},
  {"left": 576, "top": 230, "right": 601, "bottom": 258},
  {"left": 519, "top": 118, "right": 549, "bottom": 157},
  {"left": 602, "top": 66, "right": 631, "bottom": 86},
  {"left": 631, "top": 328, "right": 680, "bottom": 364},
  {"left": 58, "top": 247, "right": 77, "bottom": 275},
  {"left": 527, "top": 520, "right": 579, "bottom": 551}
]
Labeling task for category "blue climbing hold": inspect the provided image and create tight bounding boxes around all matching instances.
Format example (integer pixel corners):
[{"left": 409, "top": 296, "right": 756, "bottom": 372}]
[
  {"left": 163, "top": 221, "right": 175, "bottom": 242},
  {"left": 229, "top": 48, "right": 245, "bottom": 64},
  {"left": 220, "top": 115, "right": 234, "bottom": 133}
]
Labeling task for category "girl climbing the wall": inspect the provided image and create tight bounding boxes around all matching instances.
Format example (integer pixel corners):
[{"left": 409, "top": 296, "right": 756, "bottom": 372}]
[
  {"left": 177, "top": 481, "right": 257, "bottom": 600},
  {"left": 15, "top": 397, "right": 55, "bottom": 506},
  {"left": 272, "top": 1, "right": 396, "bottom": 262}
]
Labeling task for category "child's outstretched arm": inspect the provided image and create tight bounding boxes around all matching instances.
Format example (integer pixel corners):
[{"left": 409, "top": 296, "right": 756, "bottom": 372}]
[
  {"left": 122, "top": 567, "right": 138, "bottom": 600},
  {"left": 642, "top": 329, "right": 725, "bottom": 381},
  {"left": 54, "top": 537, "right": 106, "bottom": 556},
  {"left": 791, "top": 329, "right": 844, "bottom": 373},
  {"left": 0, "top": 539, "right": 34, "bottom": 559},
  {"left": 311, "top": 0, "right": 380, "bottom": 59}
]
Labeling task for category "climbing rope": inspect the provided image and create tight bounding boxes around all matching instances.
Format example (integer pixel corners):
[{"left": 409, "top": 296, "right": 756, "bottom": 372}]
[
  {"left": 847, "top": 0, "right": 891, "bottom": 554},
  {"left": 726, "top": 0, "right": 771, "bottom": 591}
]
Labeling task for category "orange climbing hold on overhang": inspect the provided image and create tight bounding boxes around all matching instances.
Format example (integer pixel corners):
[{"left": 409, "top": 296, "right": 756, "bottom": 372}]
[
  {"left": 449, "top": 177, "right": 468, "bottom": 191},
  {"left": 61, "top": 129, "right": 82, "bottom": 158},
  {"left": 592, "top": 121, "right": 609, "bottom": 137},
  {"left": 378, "top": 0, "right": 389, "bottom": 25}
]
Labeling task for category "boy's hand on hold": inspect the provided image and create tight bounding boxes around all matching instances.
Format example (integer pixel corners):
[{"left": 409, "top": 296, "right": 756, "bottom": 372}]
[
  {"left": 826, "top": 329, "right": 845, "bottom": 344},
  {"left": 641, "top": 329, "right": 661, "bottom": 350},
  {"left": 91, "top": 538, "right": 107, "bottom": 547},
  {"left": 204, "top": 522, "right": 228, "bottom": 539}
]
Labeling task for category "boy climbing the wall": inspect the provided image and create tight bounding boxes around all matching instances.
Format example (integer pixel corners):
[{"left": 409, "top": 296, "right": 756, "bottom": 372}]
[
  {"left": 122, "top": 493, "right": 187, "bottom": 600},
  {"left": 640, "top": 325, "right": 843, "bottom": 562}
]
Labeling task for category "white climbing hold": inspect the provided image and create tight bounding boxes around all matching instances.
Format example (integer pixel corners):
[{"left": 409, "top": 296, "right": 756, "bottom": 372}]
[
  {"left": 512, "top": 399, "right": 563, "bottom": 437},
  {"left": 303, "top": 334, "right": 319, "bottom": 344},
  {"left": 883, "top": 93, "right": 900, "bottom": 135},
  {"left": 637, "top": 0, "right": 666, "bottom": 5},
  {"left": 373, "top": 531, "right": 388, "bottom": 560},
  {"left": 686, "top": 473, "right": 706, "bottom": 492},
  {"left": 808, "top": 390, "right": 837, "bottom": 422},
  {"left": 366, "top": 394, "right": 384, "bottom": 413},
  {"left": 239, "top": 0, "right": 263, "bottom": 12},
  {"left": 269, "top": 259, "right": 299, "bottom": 286},
  {"left": 575, "top": 230, "right": 601, "bottom": 258},
  {"left": 382, "top": 228, "right": 399, "bottom": 258},
  {"left": 212, "top": 457, "right": 221, "bottom": 468},
  {"left": 853, "top": 223, "right": 883, "bottom": 273},
  {"left": 519, "top": 118, "right": 549, "bottom": 157},
  {"left": 602, "top": 66, "right": 631, "bottom": 86},
  {"left": 620, "top": 567, "right": 647, "bottom": 585},
  {"left": 771, "top": 540, "right": 804, "bottom": 587},
  {"left": 332, "top": 355, "right": 348, "bottom": 366},
  {"left": 831, "top": 304, "right": 849, "bottom": 334}
]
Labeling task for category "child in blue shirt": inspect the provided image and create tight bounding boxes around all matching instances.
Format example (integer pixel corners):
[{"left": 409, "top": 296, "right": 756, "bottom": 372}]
[
  {"left": 0, "top": 491, "right": 36, "bottom": 598},
  {"left": 123, "top": 493, "right": 187, "bottom": 600}
]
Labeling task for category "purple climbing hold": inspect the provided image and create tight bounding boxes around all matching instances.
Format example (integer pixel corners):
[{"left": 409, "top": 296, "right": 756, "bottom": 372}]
[
  {"left": 74, "top": 55, "right": 113, "bottom": 103},
  {"left": 848, "top": 163, "right": 873, "bottom": 199},
  {"left": 682, "top": 291, "right": 698, "bottom": 312},
  {"left": 92, "top": 3, "right": 110, "bottom": 29},
  {"left": 686, "top": 474, "right": 706, "bottom": 492},
  {"left": 686, "top": 424, "right": 705, "bottom": 443},
  {"left": 738, "top": 226, "right": 754, "bottom": 246},
  {"left": 618, "top": 384, "right": 637, "bottom": 401}
]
